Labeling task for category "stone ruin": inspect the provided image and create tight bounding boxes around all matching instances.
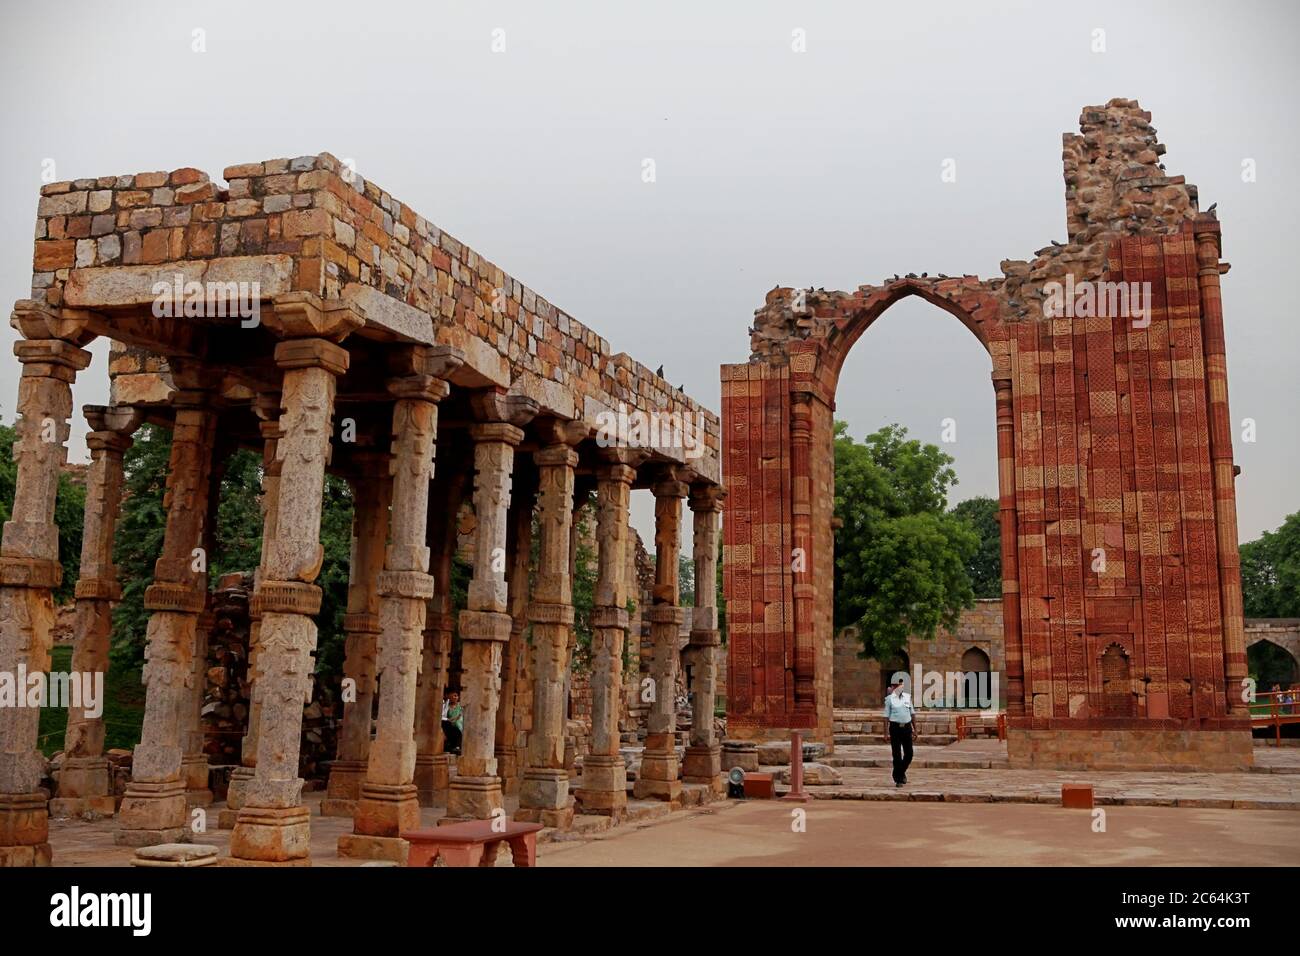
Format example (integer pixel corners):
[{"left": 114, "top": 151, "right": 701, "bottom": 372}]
[
  {"left": 0, "top": 151, "right": 724, "bottom": 866},
  {"left": 723, "top": 99, "right": 1254, "bottom": 771}
]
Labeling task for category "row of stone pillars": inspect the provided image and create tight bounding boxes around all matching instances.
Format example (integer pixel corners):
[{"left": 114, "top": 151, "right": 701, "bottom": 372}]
[{"left": 0, "top": 299, "right": 724, "bottom": 867}]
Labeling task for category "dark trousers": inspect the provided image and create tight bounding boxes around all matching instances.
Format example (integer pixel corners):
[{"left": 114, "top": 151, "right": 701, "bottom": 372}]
[
  {"left": 442, "top": 721, "right": 462, "bottom": 754},
  {"left": 889, "top": 721, "right": 914, "bottom": 783}
]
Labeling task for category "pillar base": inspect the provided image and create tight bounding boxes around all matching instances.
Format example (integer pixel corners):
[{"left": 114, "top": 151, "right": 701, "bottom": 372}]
[
  {"left": 518, "top": 767, "right": 570, "bottom": 813},
  {"left": 49, "top": 795, "right": 117, "bottom": 819},
  {"left": 337, "top": 833, "right": 411, "bottom": 864},
  {"left": 322, "top": 759, "right": 367, "bottom": 816},
  {"left": 351, "top": 781, "right": 421, "bottom": 838},
  {"left": 495, "top": 747, "right": 520, "bottom": 795},
  {"left": 444, "top": 775, "right": 503, "bottom": 822},
  {"left": 682, "top": 744, "right": 723, "bottom": 791},
  {"left": 182, "top": 754, "right": 213, "bottom": 807},
  {"left": 514, "top": 803, "right": 575, "bottom": 829},
  {"left": 414, "top": 753, "right": 451, "bottom": 807},
  {"left": 116, "top": 779, "right": 187, "bottom": 845},
  {"left": 225, "top": 765, "right": 254, "bottom": 810},
  {"left": 0, "top": 792, "right": 51, "bottom": 866},
  {"left": 229, "top": 804, "right": 312, "bottom": 864},
  {"left": 633, "top": 737, "right": 681, "bottom": 803},
  {"left": 54, "top": 756, "right": 114, "bottom": 813},
  {"left": 576, "top": 754, "right": 628, "bottom": 819}
]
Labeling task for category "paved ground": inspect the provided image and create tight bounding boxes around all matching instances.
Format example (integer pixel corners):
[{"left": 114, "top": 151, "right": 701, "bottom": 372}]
[{"left": 539, "top": 799, "right": 1300, "bottom": 867}]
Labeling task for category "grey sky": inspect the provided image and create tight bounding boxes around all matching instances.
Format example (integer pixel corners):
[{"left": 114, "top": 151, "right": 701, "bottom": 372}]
[{"left": 2, "top": 0, "right": 1296, "bottom": 547}]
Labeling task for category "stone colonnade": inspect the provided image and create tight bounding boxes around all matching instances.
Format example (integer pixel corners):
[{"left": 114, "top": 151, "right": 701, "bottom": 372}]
[{"left": 0, "top": 299, "right": 724, "bottom": 866}]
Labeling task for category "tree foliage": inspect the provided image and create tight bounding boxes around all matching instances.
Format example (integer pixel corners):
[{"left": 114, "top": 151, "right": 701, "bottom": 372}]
[
  {"left": 833, "top": 422, "right": 977, "bottom": 662},
  {"left": 949, "top": 495, "right": 1002, "bottom": 599},
  {"left": 1241, "top": 511, "right": 1300, "bottom": 618}
]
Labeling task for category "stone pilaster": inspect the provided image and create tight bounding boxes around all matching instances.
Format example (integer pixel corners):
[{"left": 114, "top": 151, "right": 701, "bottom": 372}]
[
  {"left": 633, "top": 472, "right": 688, "bottom": 803},
  {"left": 221, "top": 398, "right": 281, "bottom": 827},
  {"left": 446, "top": 391, "right": 537, "bottom": 822},
  {"left": 321, "top": 453, "right": 391, "bottom": 817},
  {"left": 0, "top": 304, "right": 93, "bottom": 867},
  {"left": 576, "top": 451, "right": 638, "bottom": 818},
  {"left": 229, "top": 295, "right": 361, "bottom": 865},
  {"left": 341, "top": 349, "right": 459, "bottom": 862},
  {"left": 117, "top": 378, "right": 220, "bottom": 848},
  {"left": 495, "top": 464, "right": 537, "bottom": 796},
  {"left": 517, "top": 419, "right": 586, "bottom": 827},
  {"left": 52, "top": 404, "right": 140, "bottom": 819},
  {"left": 682, "top": 483, "right": 725, "bottom": 793}
]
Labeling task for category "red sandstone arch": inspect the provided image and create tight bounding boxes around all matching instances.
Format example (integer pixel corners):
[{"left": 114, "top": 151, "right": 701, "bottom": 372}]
[{"left": 721, "top": 102, "right": 1254, "bottom": 770}]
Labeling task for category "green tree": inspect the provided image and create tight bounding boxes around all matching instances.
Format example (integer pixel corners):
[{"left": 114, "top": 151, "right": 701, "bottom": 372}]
[
  {"left": 1241, "top": 511, "right": 1300, "bottom": 618},
  {"left": 0, "top": 420, "right": 87, "bottom": 603},
  {"left": 833, "top": 422, "right": 977, "bottom": 662},
  {"left": 949, "top": 495, "right": 1002, "bottom": 599}
]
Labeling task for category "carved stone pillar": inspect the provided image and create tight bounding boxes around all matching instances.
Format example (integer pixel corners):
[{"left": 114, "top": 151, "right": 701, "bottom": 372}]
[
  {"left": 517, "top": 418, "right": 585, "bottom": 828},
  {"left": 576, "top": 450, "right": 638, "bottom": 818},
  {"left": 414, "top": 466, "right": 465, "bottom": 806},
  {"left": 496, "top": 464, "right": 537, "bottom": 796},
  {"left": 993, "top": 372, "right": 1025, "bottom": 715},
  {"left": 445, "top": 391, "right": 537, "bottom": 822},
  {"left": 633, "top": 471, "right": 688, "bottom": 803},
  {"left": 221, "top": 398, "right": 281, "bottom": 828},
  {"left": 0, "top": 304, "right": 93, "bottom": 867},
  {"left": 117, "top": 379, "right": 220, "bottom": 848},
  {"left": 321, "top": 452, "right": 391, "bottom": 817},
  {"left": 229, "top": 295, "right": 361, "bottom": 865},
  {"left": 682, "top": 482, "right": 725, "bottom": 793},
  {"left": 52, "top": 404, "right": 140, "bottom": 819},
  {"left": 1196, "top": 228, "right": 1248, "bottom": 714},
  {"left": 341, "top": 351, "right": 458, "bottom": 862}
]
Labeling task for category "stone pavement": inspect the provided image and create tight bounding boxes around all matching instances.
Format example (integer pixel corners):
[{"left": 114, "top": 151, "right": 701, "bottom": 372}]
[
  {"left": 808, "top": 743, "right": 1300, "bottom": 809},
  {"left": 539, "top": 799, "right": 1300, "bottom": 867}
]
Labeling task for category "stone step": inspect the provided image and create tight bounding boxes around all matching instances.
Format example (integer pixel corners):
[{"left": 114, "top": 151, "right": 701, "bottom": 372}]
[
  {"left": 824, "top": 756, "right": 1009, "bottom": 770},
  {"left": 834, "top": 733, "right": 957, "bottom": 746},
  {"left": 806, "top": 789, "right": 1300, "bottom": 811}
]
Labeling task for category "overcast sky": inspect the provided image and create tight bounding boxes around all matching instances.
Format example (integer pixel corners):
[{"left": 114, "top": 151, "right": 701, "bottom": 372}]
[{"left": 2, "top": 0, "right": 1297, "bottom": 547}]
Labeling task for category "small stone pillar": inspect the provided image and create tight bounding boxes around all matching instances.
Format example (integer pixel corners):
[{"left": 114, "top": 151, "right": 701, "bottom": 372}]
[
  {"left": 496, "top": 465, "right": 537, "bottom": 796},
  {"left": 53, "top": 404, "right": 140, "bottom": 819},
  {"left": 446, "top": 392, "right": 537, "bottom": 822},
  {"left": 516, "top": 419, "right": 586, "bottom": 827},
  {"left": 682, "top": 483, "right": 725, "bottom": 794},
  {"left": 221, "top": 400, "right": 281, "bottom": 828},
  {"left": 413, "top": 466, "right": 463, "bottom": 806},
  {"left": 576, "top": 450, "right": 639, "bottom": 819},
  {"left": 342, "top": 350, "right": 459, "bottom": 862},
  {"left": 0, "top": 304, "right": 94, "bottom": 867},
  {"left": 633, "top": 471, "right": 688, "bottom": 804},
  {"left": 229, "top": 295, "right": 361, "bottom": 865},
  {"left": 117, "top": 376, "right": 220, "bottom": 847},
  {"left": 321, "top": 452, "right": 391, "bottom": 817}
]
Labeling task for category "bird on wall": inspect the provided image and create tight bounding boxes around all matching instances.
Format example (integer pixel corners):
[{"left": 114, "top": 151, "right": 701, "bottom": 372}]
[{"left": 655, "top": 364, "right": 664, "bottom": 377}]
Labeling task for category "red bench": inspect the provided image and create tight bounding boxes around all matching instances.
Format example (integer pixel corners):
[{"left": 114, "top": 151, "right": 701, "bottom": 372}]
[{"left": 402, "top": 819, "right": 544, "bottom": 867}]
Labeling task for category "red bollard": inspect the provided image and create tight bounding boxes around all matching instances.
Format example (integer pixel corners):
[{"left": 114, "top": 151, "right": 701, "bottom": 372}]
[{"left": 782, "top": 731, "right": 809, "bottom": 802}]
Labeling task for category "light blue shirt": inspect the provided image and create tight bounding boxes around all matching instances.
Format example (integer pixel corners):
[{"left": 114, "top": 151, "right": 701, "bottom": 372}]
[{"left": 883, "top": 691, "right": 914, "bottom": 724}]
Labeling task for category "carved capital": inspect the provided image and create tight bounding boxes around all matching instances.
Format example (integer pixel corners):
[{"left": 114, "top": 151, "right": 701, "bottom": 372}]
[
  {"left": 388, "top": 374, "right": 451, "bottom": 405},
  {"left": 13, "top": 338, "right": 92, "bottom": 381},
  {"left": 591, "top": 605, "right": 630, "bottom": 631},
  {"left": 378, "top": 569, "right": 436, "bottom": 601},
  {"left": 74, "top": 577, "right": 121, "bottom": 601},
  {"left": 652, "top": 478, "right": 689, "bottom": 501},
  {"left": 10, "top": 300, "right": 97, "bottom": 347},
  {"left": 342, "top": 611, "right": 382, "bottom": 635},
  {"left": 470, "top": 421, "right": 525, "bottom": 447},
  {"left": 535, "top": 444, "right": 579, "bottom": 469},
  {"left": 688, "top": 483, "right": 726, "bottom": 513},
  {"left": 273, "top": 336, "right": 350, "bottom": 376},
  {"left": 689, "top": 627, "right": 721, "bottom": 648},
  {"left": 535, "top": 415, "right": 587, "bottom": 448},
  {"left": 144, "top": 581, "right": 206, "bottom": 614},
  {"left": 265, "top": 292, "right": 364, "bottom": 342},
  {"left": 646, "top": 605, "right": 686, "bottom": 626},
  {"left": 470, "top": 388, "right": 540, "bottom": 429}
]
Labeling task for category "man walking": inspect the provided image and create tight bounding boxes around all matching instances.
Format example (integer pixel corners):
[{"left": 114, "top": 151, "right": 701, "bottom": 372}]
[{"left": 883, "top": 677, "right": 916, "bottom": 786}]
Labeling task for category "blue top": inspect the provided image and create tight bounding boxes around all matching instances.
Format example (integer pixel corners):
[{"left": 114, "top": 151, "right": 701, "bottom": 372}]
[{"left": 883, "top": 691, "right": 914, "bottom": 724}]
